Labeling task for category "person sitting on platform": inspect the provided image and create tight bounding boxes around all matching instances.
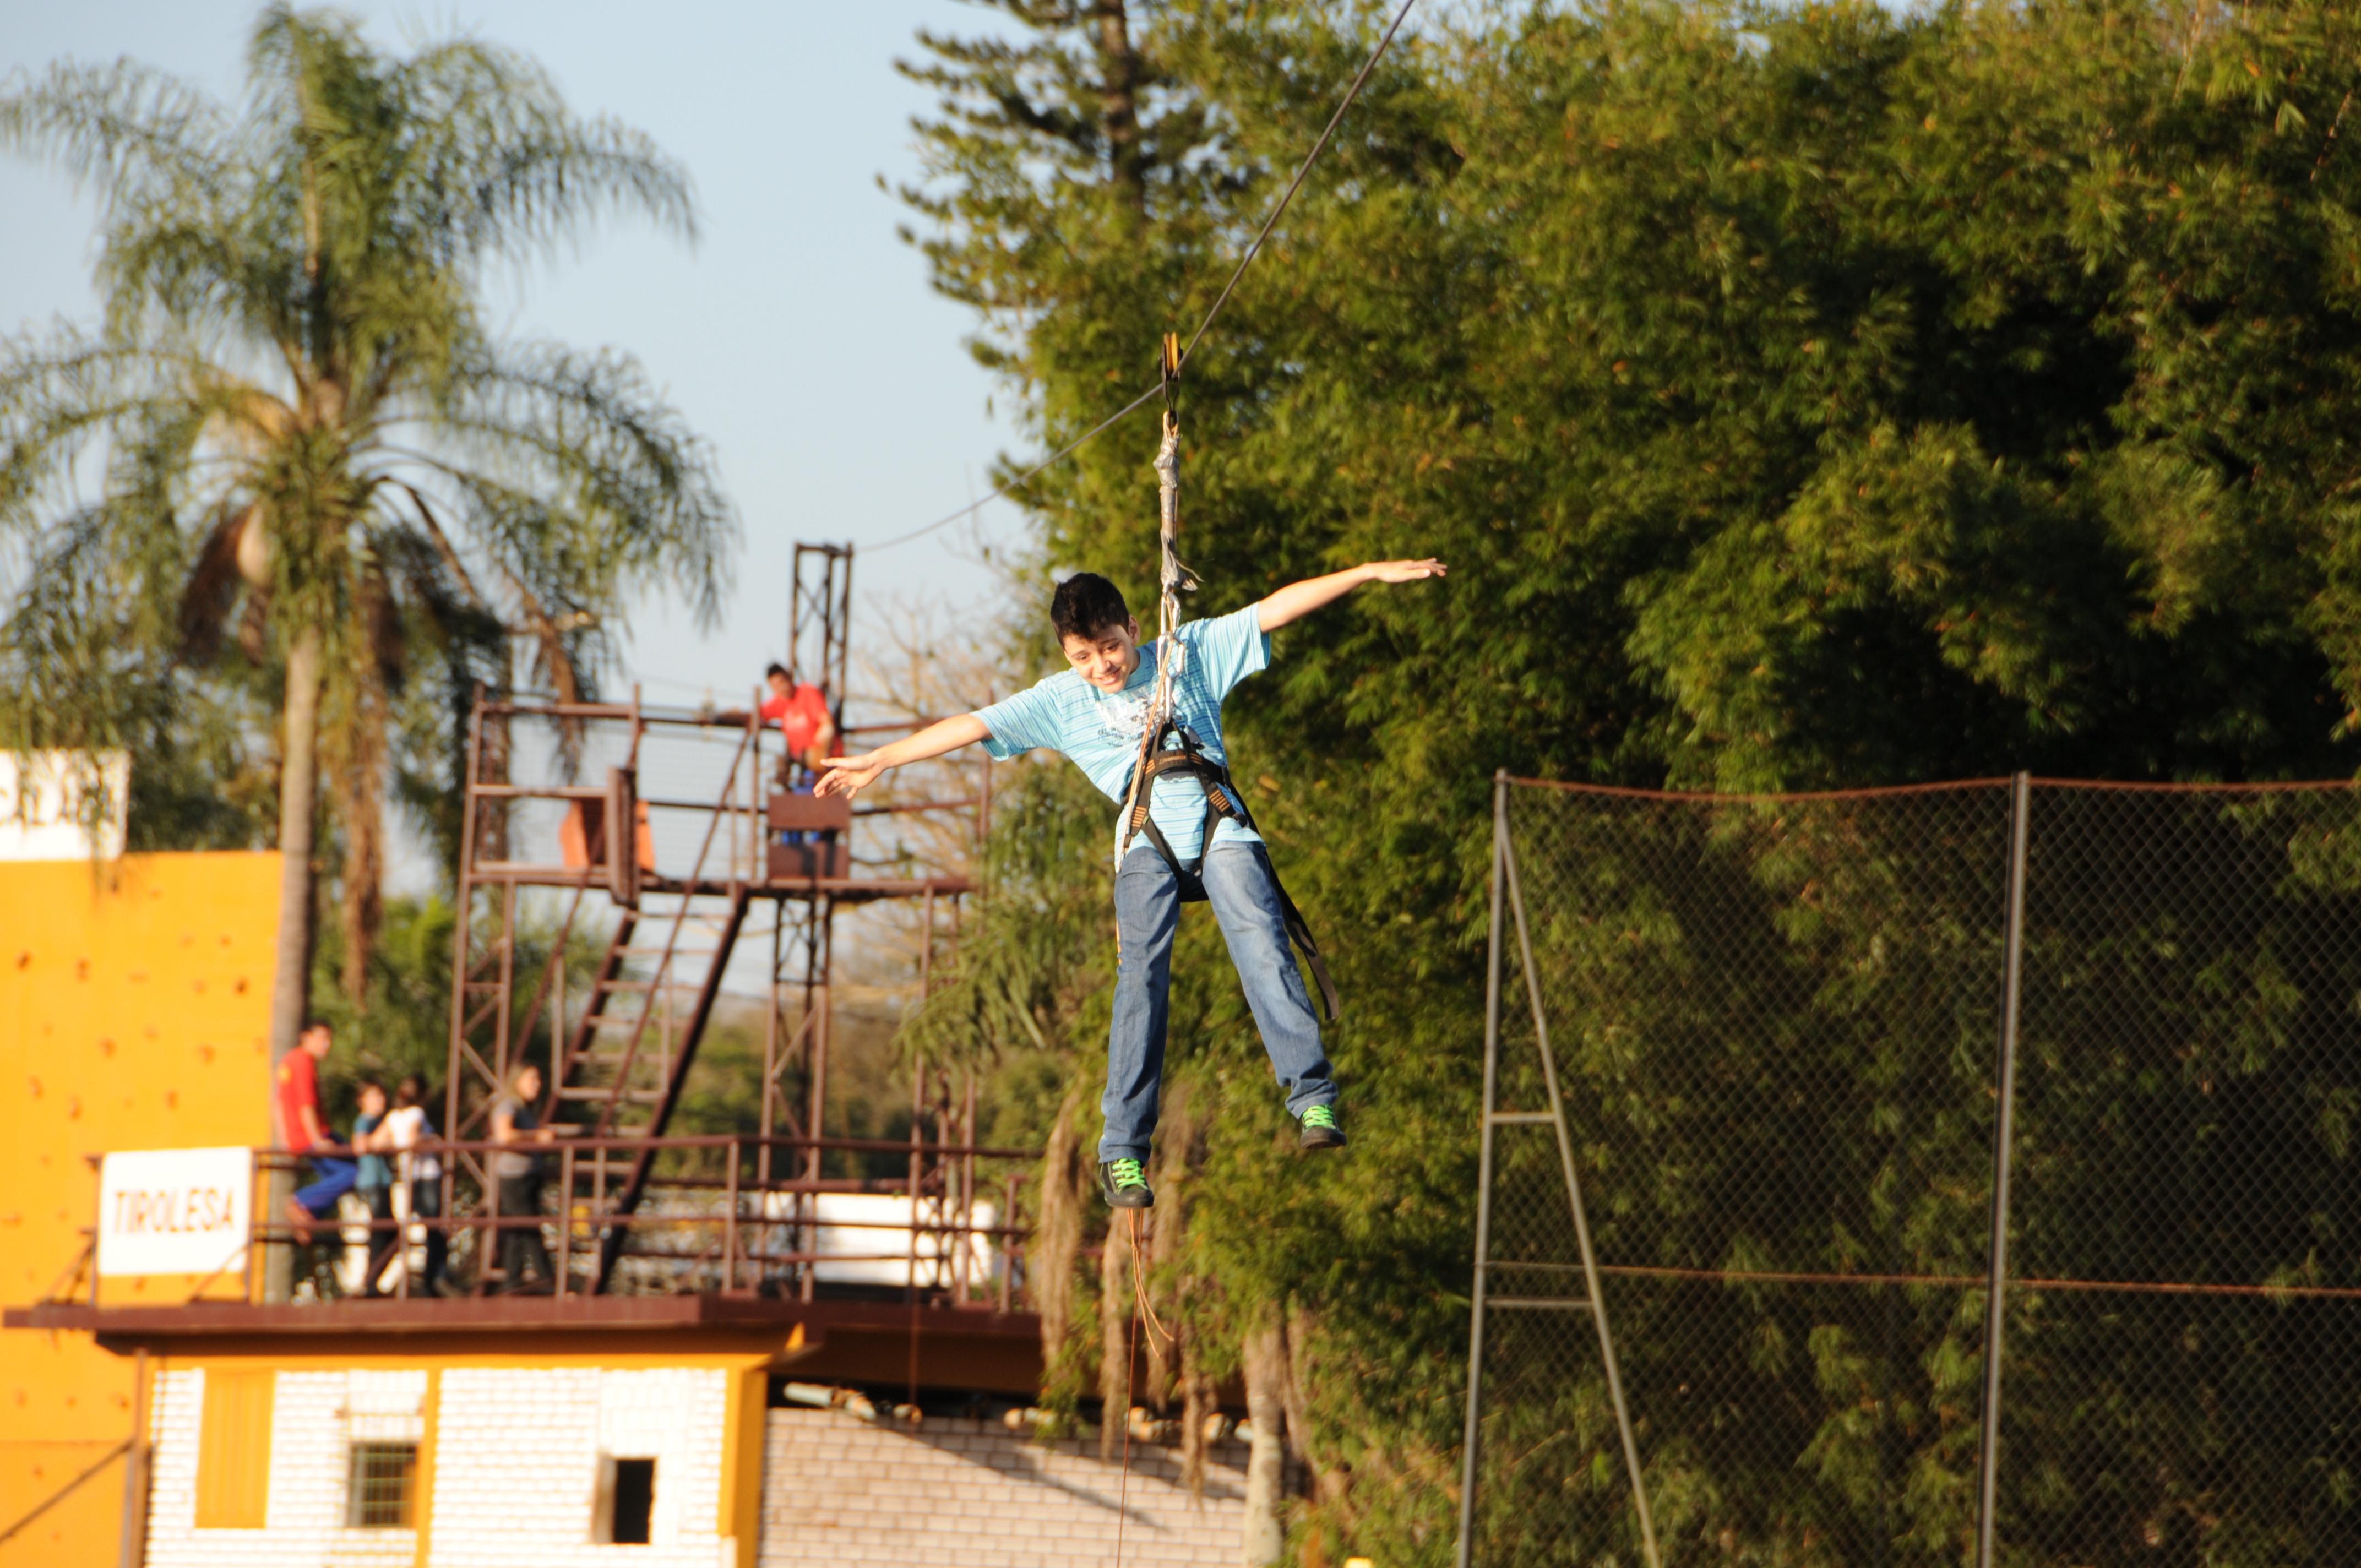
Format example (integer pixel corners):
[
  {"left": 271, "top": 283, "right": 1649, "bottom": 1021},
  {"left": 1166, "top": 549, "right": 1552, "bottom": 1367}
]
[
  {"left": 350, "top": 1081, "right": 399, "bottom": 1297},
  {"left": 278, "top": 1019, "right": 355, "bottom": 1243},
  {"left": 816, "top": 560, "right": 1444, "bottom": 1209}
]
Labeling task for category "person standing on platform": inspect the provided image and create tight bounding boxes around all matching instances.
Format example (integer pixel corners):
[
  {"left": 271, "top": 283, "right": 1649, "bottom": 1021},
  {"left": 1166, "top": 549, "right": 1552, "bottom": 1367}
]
[
  {"left": 761, "top": 662, "right": 839, "bottom": 782},
  {"left": 383, "top": 1075, "right": 449, "bottom": 1295},
  {"left": 277, "top": 1019, "right": 355, "bottom": 1242},
  {"left": 490, "top": 1064, "right": 569, "bottom": 1293},
  {"left": 719, "top": 664, "right": 842, "bottom": 845}
]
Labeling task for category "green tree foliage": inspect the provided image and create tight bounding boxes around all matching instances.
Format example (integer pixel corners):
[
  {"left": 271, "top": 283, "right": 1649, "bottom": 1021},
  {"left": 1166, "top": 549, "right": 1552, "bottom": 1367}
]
[
  {"left": 0, "top": 5, "right": 733, "bottom": 1065},
  {"left": 900, "top": 0, "right": 2361, "bottom": 1560}
]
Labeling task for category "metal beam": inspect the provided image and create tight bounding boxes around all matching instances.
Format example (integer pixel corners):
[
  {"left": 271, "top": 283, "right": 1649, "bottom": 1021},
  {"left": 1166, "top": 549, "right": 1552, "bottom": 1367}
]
[{"left": 593, "top": 887, "right": 754, "bottom": 1292}]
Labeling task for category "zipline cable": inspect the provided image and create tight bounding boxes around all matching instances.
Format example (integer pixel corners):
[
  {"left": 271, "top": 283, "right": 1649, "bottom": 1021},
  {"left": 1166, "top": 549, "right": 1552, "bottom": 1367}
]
[
  {"left": 864, "top": 385, "right": 1165, "bottom": 553},
  {"left": 868, "top": 0, "right": 1420, "bottom": 555},
  {"left": 1174, "top": 0, "right": 1419, "bottom": 371}
]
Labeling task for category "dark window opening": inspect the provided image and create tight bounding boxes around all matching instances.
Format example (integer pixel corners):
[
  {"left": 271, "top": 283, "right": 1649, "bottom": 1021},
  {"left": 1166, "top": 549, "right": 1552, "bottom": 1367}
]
[
  {"left": 344, "top": 1442, "right": 417, "bottom": 1529},
  {"left": 605, "top": 1456, "right": 655, "bottom": 1545}
]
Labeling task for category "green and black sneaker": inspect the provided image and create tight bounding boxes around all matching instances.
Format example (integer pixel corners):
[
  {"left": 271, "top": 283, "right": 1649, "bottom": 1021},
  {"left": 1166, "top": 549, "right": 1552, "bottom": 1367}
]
[
  {"left": 1298, "top": 1104, "right": 1347, "bottom": 1152},
  {"left": 1098, "top": 1157, "right": 1155, "bottom": 1209}
]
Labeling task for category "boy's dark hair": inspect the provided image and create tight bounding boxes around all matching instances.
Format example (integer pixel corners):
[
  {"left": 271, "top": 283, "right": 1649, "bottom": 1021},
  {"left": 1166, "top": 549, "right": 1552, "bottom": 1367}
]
[
  {"left": 395, "top": 1075, "right": 429, "bottom": 1108},
  {"left": 1050, "top": 573, "right": 1133, "bottom": 642},
  {"left": 764, "top": 662, "right": 789, "bottom": 683},
  {"left": 300, "top": 1016, "right": 331, "bottom": 1038}
]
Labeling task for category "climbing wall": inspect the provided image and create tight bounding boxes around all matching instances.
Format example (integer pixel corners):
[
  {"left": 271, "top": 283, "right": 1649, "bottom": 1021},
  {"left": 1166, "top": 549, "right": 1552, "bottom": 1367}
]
[{"left": 0, "top": 851, "right": 279, "bottom": 1567}]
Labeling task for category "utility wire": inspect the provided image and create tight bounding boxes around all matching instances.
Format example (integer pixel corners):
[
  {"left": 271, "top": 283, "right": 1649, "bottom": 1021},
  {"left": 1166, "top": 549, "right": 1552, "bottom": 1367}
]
[
  {"left": 866, "top": 384, "right": 1165, "bottom": 552},
  {"left": 869, "top": 0, "right": 1419, "bottom": 554}
]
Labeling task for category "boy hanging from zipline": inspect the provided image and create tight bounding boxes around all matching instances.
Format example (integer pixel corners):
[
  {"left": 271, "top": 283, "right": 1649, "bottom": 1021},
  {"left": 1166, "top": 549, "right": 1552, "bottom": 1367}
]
[{"left": 818, "top": 462, "right": 1443, "bottom": 1207}]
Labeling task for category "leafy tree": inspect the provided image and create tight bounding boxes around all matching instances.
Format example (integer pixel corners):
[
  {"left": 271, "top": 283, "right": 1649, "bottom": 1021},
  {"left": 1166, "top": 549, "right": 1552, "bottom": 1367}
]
[
  {"left": 0, "top": 5, "right": 733, "bottom": 1081},
  {"left": 901, "top": 0, "right": 2361, "bottom": 1560}
]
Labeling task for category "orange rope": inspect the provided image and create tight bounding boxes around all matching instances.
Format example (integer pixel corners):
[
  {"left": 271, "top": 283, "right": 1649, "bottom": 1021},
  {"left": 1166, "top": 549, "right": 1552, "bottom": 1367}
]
[
  {"left": 1109, "top": 1210, "right": 1172, "bottom": 1568},
  {"left": 1129, "top": 1208, "right": 1172, "bottom": 1352},
  {"left": 1110, "top": 1214, "right": 1142, "bottom": 1568}
]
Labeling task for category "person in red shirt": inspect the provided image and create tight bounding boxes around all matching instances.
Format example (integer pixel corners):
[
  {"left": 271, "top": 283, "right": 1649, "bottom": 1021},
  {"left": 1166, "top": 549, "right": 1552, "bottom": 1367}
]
[
  {"left": 276, "top": 1019, "right": 356, "bottom": 1241},
  {"left": 757, "top": 662, "right": 838, "bottom": 776},
  {"left": 722, "top": 664, "right": 842, "bottom": 846}
]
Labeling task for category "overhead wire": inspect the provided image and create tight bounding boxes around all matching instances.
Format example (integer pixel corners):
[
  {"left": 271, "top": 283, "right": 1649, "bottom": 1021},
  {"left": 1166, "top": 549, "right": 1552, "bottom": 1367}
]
[
  {"left": 864, "top": 384, "right": 1165, "bottom": 553},
  {"left": 867, "top": 0, "right": 1421, "bottom": 554}
]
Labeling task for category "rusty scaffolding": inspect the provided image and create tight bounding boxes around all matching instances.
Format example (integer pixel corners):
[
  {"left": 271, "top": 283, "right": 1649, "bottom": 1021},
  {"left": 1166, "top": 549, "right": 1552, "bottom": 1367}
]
[{"left": 438, "top": 541, "right": 1001, "bottom": 1299}]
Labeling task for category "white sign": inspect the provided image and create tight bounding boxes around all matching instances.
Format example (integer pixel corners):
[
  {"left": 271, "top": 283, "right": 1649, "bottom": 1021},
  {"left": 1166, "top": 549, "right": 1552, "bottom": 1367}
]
[
  {"left": 97, "top": 1147, "right": 253, "bottom": 1277},
  {"left": 0, "top": 750, "right": 128, "bottom": 859}
]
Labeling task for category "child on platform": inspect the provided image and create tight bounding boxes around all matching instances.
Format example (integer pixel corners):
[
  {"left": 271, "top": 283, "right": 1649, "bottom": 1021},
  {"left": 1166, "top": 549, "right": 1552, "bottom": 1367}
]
[{"left": 817, "top": 558, "right": 1444, "bottom": 1207}]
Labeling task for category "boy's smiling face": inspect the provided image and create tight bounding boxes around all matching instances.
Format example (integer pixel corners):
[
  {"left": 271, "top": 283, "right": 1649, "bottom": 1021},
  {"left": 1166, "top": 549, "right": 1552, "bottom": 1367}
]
[{"left": 1060, "top": 618, "right": 1143, "bottom": 693}]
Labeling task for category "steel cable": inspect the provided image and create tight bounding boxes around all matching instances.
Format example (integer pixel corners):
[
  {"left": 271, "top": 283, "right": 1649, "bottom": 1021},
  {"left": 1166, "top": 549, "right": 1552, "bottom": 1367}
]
[{"left": 868, "top": 0, "right": 1420, "bottom": 554}]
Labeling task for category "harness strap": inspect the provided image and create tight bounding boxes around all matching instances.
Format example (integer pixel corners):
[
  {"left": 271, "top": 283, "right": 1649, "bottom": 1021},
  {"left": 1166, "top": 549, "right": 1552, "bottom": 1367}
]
[{"left": 1119, "top": 721, "right": 1343, "bottom": 1022}]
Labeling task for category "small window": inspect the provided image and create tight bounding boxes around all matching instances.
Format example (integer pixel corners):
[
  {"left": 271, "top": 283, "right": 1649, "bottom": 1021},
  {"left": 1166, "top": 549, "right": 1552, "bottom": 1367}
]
[
  {"left": 595, "top": 1455, "right": 656, "bottom": 1545},
  {"left": 344, "top": 1442, "right": 418, "bottom": 1528}
]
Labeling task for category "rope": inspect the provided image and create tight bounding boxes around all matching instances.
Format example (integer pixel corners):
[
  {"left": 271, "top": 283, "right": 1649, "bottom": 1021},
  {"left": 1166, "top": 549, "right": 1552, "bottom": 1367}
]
[
  {"left": 1129, "top": 1206, "right": 1173, "bottom": 1352},
  {"left": 1113, "top": 393, "right": 1192, "bottom": 858},
  {"left": 1110, "top": 1208, "right": 1171, "bottom": 1568},
  {"left": 1110, "top": 1212, "right": 1142, "bottom": 1568},
  {"left": 869, "top": 0, "right": 1421, "bottom": 555}
]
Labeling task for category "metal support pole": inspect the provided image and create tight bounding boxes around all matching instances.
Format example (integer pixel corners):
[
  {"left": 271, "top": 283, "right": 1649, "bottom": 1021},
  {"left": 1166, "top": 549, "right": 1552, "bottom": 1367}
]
[
  {"left": 1455, "top": 773, "right": 1511, "bottom": 1568},
  {"left": 89, "top": 1158, "right": 104, "bottom": 1310},
  {"left": 1974, "top": 772, "right": 2033, "bottom": 1568},
  {"left": 1504, "top": 805, "right": 1661, "bottom": 1568},
  {"left": 725, "top": 1137, "right": 741, "bottom": 1296},
  {"left": 555, "top": 1144, "right": 574, "bottom": 1299},
  {"left": 115, "top": 1348, "right": 149, "bottom": 1568}
]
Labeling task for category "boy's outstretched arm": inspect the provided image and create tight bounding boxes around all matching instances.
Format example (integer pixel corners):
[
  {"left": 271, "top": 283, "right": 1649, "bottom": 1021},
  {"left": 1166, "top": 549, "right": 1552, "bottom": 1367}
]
[
  {"left": 1256, "top": 559, "right": 1446, "bottom": 632},
  {"left": 815, "top": 713, "right": 989, "bottom": 798}
]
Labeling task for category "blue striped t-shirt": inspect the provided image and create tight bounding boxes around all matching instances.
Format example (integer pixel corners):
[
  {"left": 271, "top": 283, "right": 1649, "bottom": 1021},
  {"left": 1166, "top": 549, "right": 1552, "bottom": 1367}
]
[{"left": 975, "top": 603, "right": 1270, "bottom": 865}]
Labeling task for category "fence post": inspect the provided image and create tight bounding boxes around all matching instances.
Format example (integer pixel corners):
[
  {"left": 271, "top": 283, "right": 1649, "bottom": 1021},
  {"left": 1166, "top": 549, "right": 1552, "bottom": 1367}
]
[
  {"left": 1975, "top": 771, "right": 2033, "bottom": 1568},
  {"left": 1504, "top": 792, "right": 1661, "bottom": 1568},
  {"left": 1455, "top": 772, "right": 1511, "bottom": 1568}
]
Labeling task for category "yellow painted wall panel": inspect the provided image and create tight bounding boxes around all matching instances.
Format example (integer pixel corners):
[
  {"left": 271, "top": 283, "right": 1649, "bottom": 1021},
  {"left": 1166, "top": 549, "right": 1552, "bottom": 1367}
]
[
  {"left": 193, "top": 1369, "right": 274, "bottom": 1529},
  {"left": 0, "top": 851, "right": 279, "bottom": 1566}
]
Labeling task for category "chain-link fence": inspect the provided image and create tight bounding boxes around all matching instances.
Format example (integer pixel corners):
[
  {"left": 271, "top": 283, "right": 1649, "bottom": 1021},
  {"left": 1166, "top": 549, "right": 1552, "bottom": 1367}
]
[{"left": 1459, "top": 775, "right": 2361, "bottom": 1567}]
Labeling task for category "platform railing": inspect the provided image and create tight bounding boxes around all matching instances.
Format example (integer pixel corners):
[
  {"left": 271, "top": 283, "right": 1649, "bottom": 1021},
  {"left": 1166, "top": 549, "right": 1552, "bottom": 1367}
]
[{"left": 84, "top": 1133, "right": 1035, "bottom": 1311}]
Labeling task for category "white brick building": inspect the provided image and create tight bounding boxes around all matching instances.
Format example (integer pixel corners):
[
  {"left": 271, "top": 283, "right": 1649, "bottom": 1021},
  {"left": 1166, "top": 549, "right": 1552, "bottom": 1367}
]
[{"left": 135, "top": 1354, "right": 1250, "bottom": 1568}]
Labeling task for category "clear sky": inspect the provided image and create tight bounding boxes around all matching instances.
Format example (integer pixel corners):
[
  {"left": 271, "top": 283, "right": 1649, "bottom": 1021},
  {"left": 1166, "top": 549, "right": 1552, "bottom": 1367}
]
[{"left": 0, "top": 0, "right": 1028, "bottom": 716}]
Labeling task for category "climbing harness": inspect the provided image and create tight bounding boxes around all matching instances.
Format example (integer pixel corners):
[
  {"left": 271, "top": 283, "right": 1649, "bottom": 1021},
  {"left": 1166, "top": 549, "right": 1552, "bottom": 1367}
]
[{"left": 1113, "top": 335, "right": 1342, "bottom": 1021}]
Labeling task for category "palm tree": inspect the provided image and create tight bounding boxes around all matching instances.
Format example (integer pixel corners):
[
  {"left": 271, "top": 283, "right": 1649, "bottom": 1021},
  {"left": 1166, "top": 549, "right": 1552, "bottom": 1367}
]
[{"left": 0, "top": 7, "right": 735, "bottom": 1074}]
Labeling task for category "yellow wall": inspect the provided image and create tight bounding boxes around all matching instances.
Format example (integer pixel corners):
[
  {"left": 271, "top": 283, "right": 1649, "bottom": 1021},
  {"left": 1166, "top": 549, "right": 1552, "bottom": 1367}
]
[{"left": 0, "top": 852, "right": 278, "bottom": 1566}]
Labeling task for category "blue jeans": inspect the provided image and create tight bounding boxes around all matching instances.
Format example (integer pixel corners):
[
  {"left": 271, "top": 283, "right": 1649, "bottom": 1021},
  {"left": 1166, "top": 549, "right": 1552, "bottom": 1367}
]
[
  {"left": 1102, "top": 840, "right": 1336, "bottom": 1163},
  {"left": 779, "top": 774, "right": 815, "bottom": 846},
  {"left": 295, "top": 1156, "right": 357, "bottom": 1218}
]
